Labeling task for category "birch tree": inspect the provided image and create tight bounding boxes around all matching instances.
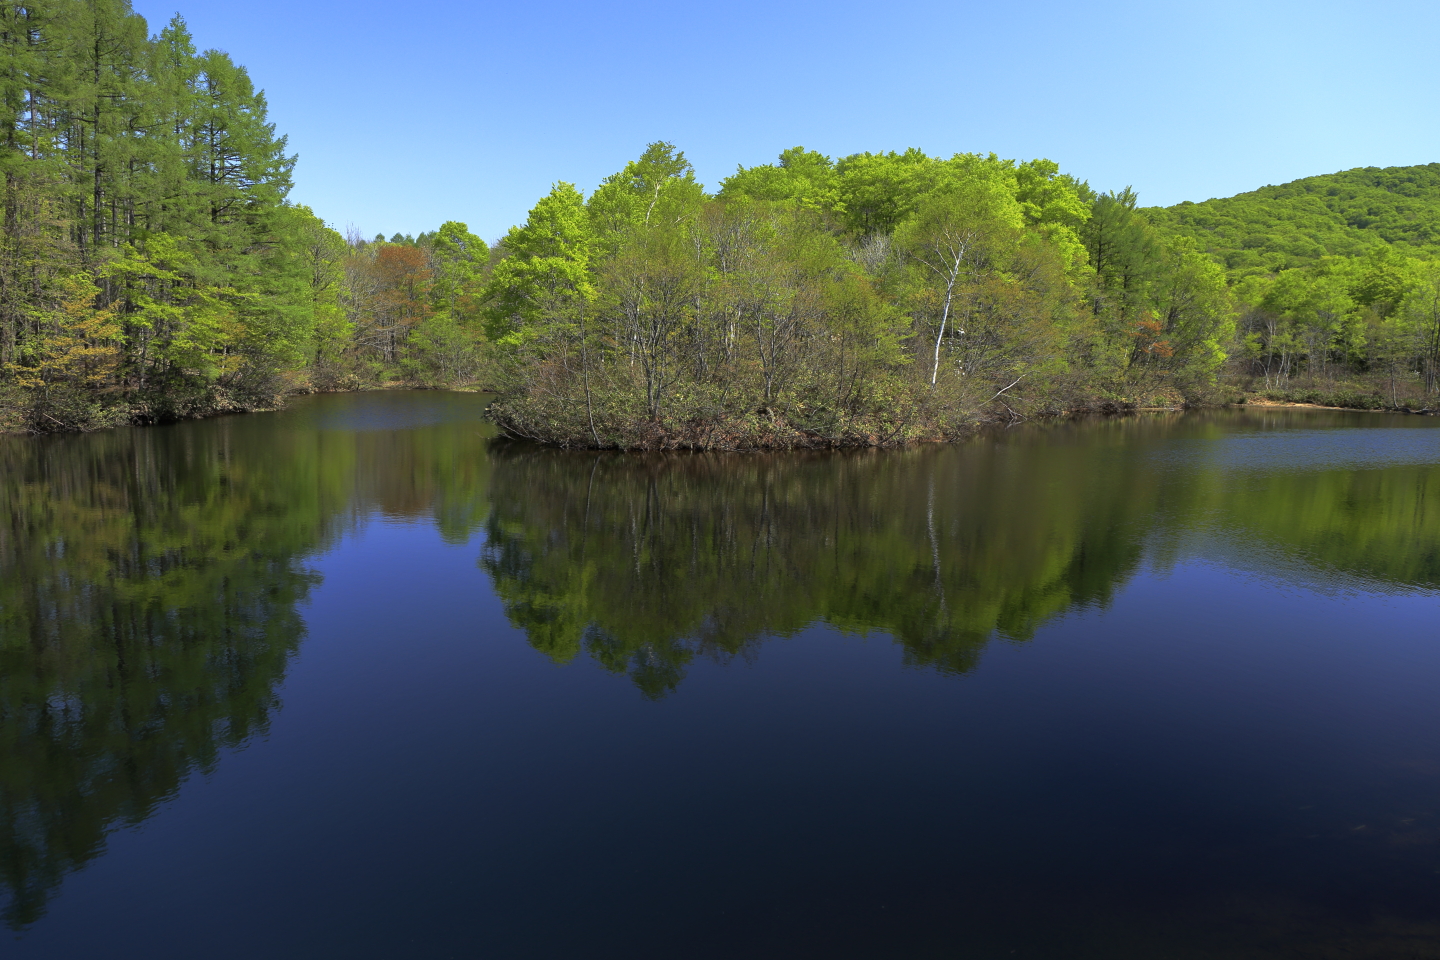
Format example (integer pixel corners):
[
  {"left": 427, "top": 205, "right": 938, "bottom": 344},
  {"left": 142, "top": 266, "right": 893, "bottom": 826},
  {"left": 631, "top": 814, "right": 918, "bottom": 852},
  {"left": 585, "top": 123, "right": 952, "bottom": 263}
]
[{"left": 895, "top": 175, "right": 1022, "bottom": 386}]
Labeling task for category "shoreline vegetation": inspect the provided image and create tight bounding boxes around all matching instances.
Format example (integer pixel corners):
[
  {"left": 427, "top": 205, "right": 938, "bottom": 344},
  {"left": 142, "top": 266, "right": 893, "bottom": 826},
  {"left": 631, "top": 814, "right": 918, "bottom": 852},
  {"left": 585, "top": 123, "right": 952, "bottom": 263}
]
[{"left": 4, "top": 4, "right": 1440, "bottom": 444}]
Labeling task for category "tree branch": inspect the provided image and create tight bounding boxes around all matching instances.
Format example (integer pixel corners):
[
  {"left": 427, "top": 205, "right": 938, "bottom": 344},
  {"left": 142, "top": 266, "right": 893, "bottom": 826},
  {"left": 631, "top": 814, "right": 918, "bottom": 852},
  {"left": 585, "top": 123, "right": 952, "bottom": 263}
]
[{"left": 986, "top": 375, "right": 1024, "bottom": 404}]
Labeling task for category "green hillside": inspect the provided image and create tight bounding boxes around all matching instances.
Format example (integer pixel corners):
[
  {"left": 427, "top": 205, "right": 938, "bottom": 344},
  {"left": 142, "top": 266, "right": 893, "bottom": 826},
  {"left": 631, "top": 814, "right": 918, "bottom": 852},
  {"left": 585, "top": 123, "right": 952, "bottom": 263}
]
[{"left": 1152, "top": 163, "right": 1440, "bottom": 277}]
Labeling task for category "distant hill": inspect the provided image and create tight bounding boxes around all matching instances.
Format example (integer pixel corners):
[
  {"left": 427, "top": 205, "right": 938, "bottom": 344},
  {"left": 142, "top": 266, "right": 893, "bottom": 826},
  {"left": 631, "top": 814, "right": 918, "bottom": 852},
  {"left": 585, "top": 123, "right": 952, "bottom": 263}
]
[{"left": 1150, "top": 163, "right": 1440, "bottom": 277}]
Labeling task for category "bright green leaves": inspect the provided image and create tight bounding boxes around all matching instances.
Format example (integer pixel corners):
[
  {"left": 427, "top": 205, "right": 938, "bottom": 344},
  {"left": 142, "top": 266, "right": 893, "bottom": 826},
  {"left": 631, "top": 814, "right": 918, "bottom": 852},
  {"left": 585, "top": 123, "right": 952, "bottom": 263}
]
[
  {"left": 246, "top": 205, "right": 347, "bottom": 373},
  {"left": 104, "top": 233, "right": 242, "bottom": 386},
  {"left": 832, "top": 148, "right": 934, "bottom": 235},
  {"left": 719, "top": 146, "right": 842, "bottom": 214},
  {"left": 3, "top": 273, "right": 119, "bottom": 393},
  {"left": 1235, "top": 248, "right": 1426, "bottom": 389},
  {"left": 485, "top": 182, "right": 596, "bottom": 346},
  {"left": 587, "top": 141, "right": 704, "bottom": 248},
  {"left": 1159, "top": 162, "right": 1440, "bottom": 278},
  {"left": 1158, "top": 163, "right": 1440, "bottom": 399},
  {"left": 1015, "top": 159, "right": 1091, "bottom": 272},
  {"left": 1397, "top": 266, "right": 1440, "bottom": 394},
  {"left": 428, "top": 221, "right": 489, "bottom": 323},
  {"left": 1348, "top": 247, "right": 1413, "bottom": 318},
  {"left": 895, "top": 172, "right": 1025, "bottom": 386},
  {"left": 1147, "top": 236, "right": 1233, "bottom": 380},
  {"left": 723, "top": 148, "right": 1075, "bottom": 244},
  {"left": 897, "top": 172, "right": 1026, "bottom": 268},
  {"left": 488, "top": 141, "right": 1251, "bottom": 444}
]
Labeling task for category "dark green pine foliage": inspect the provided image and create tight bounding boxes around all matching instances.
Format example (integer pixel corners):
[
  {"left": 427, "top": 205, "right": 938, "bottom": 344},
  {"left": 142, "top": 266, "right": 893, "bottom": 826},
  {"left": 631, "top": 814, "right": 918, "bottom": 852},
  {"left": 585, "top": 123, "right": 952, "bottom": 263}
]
[
  {"left": 1083, "top": 187, "right": 1156, "bottom": 321},
  {"left": 0, "top": 0, "right": 338, "bottom": 431}
]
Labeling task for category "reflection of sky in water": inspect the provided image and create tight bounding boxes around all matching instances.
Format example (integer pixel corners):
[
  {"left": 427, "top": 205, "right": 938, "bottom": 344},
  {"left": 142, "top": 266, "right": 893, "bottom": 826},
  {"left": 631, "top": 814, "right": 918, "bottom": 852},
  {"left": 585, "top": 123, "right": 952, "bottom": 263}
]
[
  {"left": 275, "top": 391, "right": 490, "bottom": 433},
  {"left": 1153, "top": 427, "right": 1440, "bottom": 473},
  {"left": 1147, "top": 526, "right": 1440, "bottom": 599}
]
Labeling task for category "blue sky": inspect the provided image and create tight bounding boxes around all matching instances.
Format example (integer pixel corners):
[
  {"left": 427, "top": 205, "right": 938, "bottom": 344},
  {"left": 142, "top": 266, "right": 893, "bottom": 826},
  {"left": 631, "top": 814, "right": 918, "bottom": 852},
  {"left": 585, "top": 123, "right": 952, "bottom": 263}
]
[{"left": 130, "top": 0, "right": 1440, "bottom": 243}]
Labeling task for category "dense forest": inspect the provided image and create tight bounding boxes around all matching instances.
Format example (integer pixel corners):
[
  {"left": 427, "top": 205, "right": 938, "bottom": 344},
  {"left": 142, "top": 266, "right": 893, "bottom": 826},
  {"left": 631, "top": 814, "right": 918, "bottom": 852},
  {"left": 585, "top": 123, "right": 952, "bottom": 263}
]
[
  {"left": 0, "top": 0, "right": 491, "bottom": 433},
  {"left": 2, "top": 0, "right": 1440, "bottom": 442},
  {"left": 1154, "top": 163, "right": 1440, "bottom": 274},
  {"left": 481, "top": 146, "right": 1233, "bottom": 447},
  {"left": 483, "top": 152, "right": 1440, "bottom": 447},
  {"left": 1152, "top": 165, "right": 1440, "bottom": 406}
]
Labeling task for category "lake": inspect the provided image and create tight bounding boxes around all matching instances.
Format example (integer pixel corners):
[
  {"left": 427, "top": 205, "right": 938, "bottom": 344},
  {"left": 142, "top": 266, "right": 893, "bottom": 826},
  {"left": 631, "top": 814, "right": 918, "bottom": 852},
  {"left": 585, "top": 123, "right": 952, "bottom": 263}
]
[{"left": 3, "top": 391, "right": 1439, "bottom": 959}]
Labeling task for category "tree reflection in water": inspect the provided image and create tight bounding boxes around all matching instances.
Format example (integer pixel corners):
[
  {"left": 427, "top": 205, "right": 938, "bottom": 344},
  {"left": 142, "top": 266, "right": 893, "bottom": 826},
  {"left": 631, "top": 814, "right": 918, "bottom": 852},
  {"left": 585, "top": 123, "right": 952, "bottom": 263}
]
[
  {"left": 0, "top": 395, "right": 493, "bottom": 928},
  {"left": 482, "top": 429, "right": 1154, "bottom": 698},
  {"left": 4, "top": 402, "right": 1438, "bottom": 933},
  {"left": 482, "top": 412, "right": 1440, "bottom": 698}
]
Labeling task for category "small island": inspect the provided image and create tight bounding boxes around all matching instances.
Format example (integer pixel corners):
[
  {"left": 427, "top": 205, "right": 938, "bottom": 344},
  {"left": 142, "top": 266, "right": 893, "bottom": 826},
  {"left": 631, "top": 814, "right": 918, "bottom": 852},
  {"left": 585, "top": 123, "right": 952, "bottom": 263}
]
[{"left": 482, "top": 144, "right": 1222, "bottom": 449}]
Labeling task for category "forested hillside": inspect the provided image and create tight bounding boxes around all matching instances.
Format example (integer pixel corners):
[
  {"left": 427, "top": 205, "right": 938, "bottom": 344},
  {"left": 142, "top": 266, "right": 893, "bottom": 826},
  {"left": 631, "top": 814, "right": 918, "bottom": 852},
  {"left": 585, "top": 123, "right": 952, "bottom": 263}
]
[
  {"left": 1145, "top": 164, "right": 1440, "bottom": 402},
  {"left": 1153, "top": 163, "right": 1440, "bottom": 276}
]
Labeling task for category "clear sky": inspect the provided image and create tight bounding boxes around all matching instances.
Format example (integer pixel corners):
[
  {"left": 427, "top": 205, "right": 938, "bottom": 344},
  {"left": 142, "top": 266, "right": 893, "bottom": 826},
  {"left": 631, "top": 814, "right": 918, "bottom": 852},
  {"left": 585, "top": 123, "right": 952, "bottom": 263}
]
[{"left": 129, "top": 0, "right": 1440, "bottom": 243}]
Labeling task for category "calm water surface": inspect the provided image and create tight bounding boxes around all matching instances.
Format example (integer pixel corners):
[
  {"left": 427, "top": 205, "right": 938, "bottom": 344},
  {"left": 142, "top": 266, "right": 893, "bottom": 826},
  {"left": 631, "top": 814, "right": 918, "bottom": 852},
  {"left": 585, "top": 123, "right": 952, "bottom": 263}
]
[{"left": 3, "top": 392, "right": 1440, "bottom": 959}]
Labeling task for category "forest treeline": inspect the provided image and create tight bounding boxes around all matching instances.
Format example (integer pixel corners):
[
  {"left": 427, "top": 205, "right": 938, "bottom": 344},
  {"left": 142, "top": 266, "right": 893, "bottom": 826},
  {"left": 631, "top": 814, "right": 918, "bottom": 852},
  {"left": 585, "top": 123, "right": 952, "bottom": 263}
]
[
  {"left": 484, "top": 150, "right": 1440, "bottom": 448},
  {"left": 1156, "top": 163, "right": 1440, "bottom": 274},
  {"left": 3, "top": 1, "right": 1440, "bottom": 439},
  {"left": 0, "top": 0, "right": 492, "bottom": 432},
  {"left": 1153, "top": 163, "right": 1440, "bottom": 402}
]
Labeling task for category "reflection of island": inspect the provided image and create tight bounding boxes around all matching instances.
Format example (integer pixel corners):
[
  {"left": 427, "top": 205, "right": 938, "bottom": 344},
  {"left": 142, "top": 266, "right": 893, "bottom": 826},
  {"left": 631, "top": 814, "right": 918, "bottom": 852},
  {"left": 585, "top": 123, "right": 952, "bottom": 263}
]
[
  {"left": 481, "top": 437, "right": 1158, "bottom": 698},
  {"left": 482, "top": 417, "right": 1440, "bottom": 699},
  {"left": 0, "top": 398, "right": 493, "bottom": 929}
]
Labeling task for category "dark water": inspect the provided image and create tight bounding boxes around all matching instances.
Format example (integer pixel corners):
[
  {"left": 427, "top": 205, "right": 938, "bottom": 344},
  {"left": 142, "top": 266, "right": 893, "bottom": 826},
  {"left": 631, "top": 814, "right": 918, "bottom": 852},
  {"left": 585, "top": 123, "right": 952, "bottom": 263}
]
[{"left": 3, "top": 392, "right": 1440, "bottom": 959}]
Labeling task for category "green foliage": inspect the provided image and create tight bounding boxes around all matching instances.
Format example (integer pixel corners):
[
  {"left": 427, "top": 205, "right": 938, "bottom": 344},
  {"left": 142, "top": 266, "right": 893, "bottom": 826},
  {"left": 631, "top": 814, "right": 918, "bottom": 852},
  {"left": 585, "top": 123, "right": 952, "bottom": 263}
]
[
  {"left": 1258, "top": 388, "right": 1388, "bottom": 410},
  {"left": 404, "top": 312, "right": 487, "bottom": 387},
  {"left": 587, "top": 141, "right": 704, "bottom": 251},
  {"left": 484, "top": 182, "right": 595, "bottom": 346},
  {"left": 0, "top": 1, "right": 327, "bottom": 428},
  {"left": 1139, "top": 163, "right": 1440, "bottom": 402},
  {"left": 831, "top": 148, "right": 936, "bottom": 235},
  {"left": 718, "top": 146, "right": 840, "bottom": 212},
  {"left": 492, "top": 144, "right": 1237, "bottom": 447},
  {"left": 428, "top": 221, "right": 488, "bottom": 324},
  {"left": 895, "top": 171, "right": 1025, "bottom": 385},
  {"left": 1154, "top": 163, "right": 1440, "bottom": 277}
]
